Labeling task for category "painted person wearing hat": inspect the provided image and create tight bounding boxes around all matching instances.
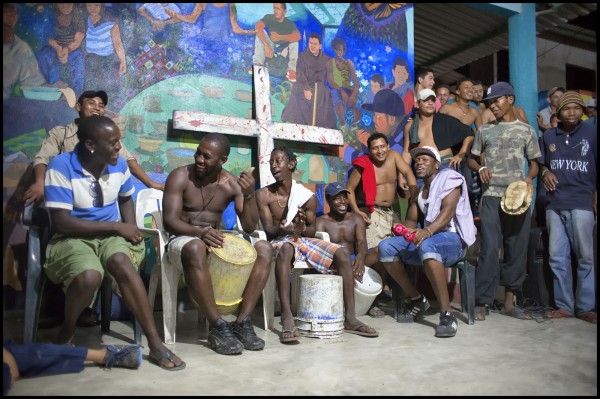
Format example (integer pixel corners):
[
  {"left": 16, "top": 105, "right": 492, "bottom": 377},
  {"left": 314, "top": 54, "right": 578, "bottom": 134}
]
[
  {"left": 23, "top": 90, "right": 164, "bottom": 212},
  {"left": 360, "top": 88, "right": 407, "bottom": 155},
  {"left": 538, "top": 91, "right": 597, "bottom": 323},
  {"left": 378, "top": 146, "right": 476, "bottom": 337},
  {"left": 537, "top": 86, "right": 565, "bottom": 132},
  {"left": 403, "top": 88, "right": 473, "bottom": 170},
  {"left": 316, "top": 182, "right": 386, "bottom": 318},
  {"left": 467, "top": 81, "right": 541, "bottom": 321}
]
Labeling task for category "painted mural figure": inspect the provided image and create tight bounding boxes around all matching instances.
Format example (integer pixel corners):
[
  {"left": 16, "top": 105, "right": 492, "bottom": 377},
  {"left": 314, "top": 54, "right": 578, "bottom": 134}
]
[
  {"left": 281, "top": 32, "right": 336, "bottom": 129},
  {"left": 166, "top": 3, "right": 255, "bottom": 74},
  {"left": 83, "top": 3, "right": 127, "bottom": 100},
  {"left": 136, "top": 3, "right": 182, "bottom": 47},
  {"left": 328, "top": 37, "right": 361, "bottom": 128},
  {"left": 36, "top": 3, "right": 85, "bottom": 96},
  {"left": 386, "top": 56, "right": 414, "bottom": 116},
  {"left": 253, "top": 3, "right": 299, "bottom": 81},
  {"left": 3, "top": 3, "right": 47, "bottom": 101}
]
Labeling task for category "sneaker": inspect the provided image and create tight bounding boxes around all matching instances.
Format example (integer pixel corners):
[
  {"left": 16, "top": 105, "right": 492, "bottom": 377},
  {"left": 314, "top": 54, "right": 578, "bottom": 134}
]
[
  {"left": 230, "top": 316, "right": 265, "bottom": 351},
  {"left": 435, "top": 311, "right": 458, "bottom": 338},
  {"left": 208, "top": 318, "right": 244, "bottom": 355},
  {"left": 396, "top": 295, "right": 430, "bottom": 323},
  {"left": 545, "top": 309, "right": 573, "bottom": 319},
  {"left": 576, "top": 312, "right": 597, "bottom": 324},
  {"left": 103, "top": 344, "right": 142, "bottom": 369},
  {"left": 286, "top": 69, "right": 296, "bottom": 82}
]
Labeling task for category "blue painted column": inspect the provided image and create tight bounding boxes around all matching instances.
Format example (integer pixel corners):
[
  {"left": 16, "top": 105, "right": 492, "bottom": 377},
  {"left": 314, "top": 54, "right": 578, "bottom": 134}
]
[
  {"left": 508, "top": 3, "right": 539, "bottom": 133},
  {"left": 508, "top": 3, "right": 539, "bottom": 213}
]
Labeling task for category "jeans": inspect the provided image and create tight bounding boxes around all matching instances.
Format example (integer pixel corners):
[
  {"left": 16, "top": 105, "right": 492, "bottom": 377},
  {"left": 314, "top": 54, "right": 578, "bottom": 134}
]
[
  {"left": 252, "top": 35, "right": 298, "bottom": 71},
  {"left": 546, "top": 209, "right": 596, "bottom": 315},
  {"left": 378, "top": 231, "right": 465, "bottom": 267}
]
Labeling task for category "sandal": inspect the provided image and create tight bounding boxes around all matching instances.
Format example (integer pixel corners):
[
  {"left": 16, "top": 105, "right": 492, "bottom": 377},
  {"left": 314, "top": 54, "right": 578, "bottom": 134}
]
[
  {"left": 474, "top": 306, "right": 487, "bottom": 321},
  {"left": 367, "top": 305, "right": 386, "bottom": 318}
]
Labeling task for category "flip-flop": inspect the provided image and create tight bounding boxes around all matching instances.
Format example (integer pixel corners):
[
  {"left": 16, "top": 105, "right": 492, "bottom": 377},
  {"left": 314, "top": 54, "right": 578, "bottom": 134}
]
[
  {"left": 368, "top": 305, "right": 386, "bottom": 318},
  {"left": 279, "top": 327, "right": 300, "bottom": 343},
  {"left": 148, "top": 349, "right": 186, "bottom": 371},
  {"left": 500, "top": 307, "right": 533, "bottom": 320},
  {"left": 344, "top": 324, "right": 379, "bottom": 337}
]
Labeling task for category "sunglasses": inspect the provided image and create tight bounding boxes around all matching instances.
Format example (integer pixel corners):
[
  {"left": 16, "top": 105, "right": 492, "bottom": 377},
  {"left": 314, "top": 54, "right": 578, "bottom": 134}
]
[{"left": 89, "top": 180, "right": 104, "bottom": 208}]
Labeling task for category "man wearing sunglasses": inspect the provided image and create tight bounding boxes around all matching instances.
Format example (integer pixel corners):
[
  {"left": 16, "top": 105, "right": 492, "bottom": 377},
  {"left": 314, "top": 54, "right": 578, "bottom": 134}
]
[{"left": 43, "top": 116, "right": 185, "bottom": 371}]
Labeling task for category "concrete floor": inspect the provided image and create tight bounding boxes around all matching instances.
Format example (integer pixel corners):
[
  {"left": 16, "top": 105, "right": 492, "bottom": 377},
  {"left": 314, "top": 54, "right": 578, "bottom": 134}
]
[{"left": 3, "top": 298, "right": 597, "bottom": 396}]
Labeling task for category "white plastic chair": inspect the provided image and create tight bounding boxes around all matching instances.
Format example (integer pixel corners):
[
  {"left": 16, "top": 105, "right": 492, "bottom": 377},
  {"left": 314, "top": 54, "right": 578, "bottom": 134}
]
[
  {"left": 135, "top": 188, "right": 179, "bottom": 344},
  {"left": 136, "top": 188, "right": 273, "bottom": 344}
]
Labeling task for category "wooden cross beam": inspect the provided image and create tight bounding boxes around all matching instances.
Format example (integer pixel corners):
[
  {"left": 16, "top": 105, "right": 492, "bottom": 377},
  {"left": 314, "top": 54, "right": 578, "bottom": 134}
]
[{"left": 172, "top": 65, "right": 343, "bottom": 187}]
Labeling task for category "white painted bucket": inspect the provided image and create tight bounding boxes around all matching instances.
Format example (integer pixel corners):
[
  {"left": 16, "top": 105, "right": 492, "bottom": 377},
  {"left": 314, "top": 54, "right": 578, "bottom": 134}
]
[
  {"left": 295, "top": 274, "right": 344, "bottom": 338},
  {"left": 354, "top": 267, "right": 383, "bottom": 316}
]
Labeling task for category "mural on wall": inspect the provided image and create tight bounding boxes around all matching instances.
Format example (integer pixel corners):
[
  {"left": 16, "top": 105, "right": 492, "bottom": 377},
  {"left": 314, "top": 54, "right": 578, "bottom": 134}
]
[{"left": 3, "top": 3, "right": 414, "bottom": 220}]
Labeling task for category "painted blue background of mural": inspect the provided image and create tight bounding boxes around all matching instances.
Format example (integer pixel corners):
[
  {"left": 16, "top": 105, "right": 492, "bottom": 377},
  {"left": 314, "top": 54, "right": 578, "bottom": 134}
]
[{"left": 3, "top": 3, "right": 414, "bottom": 216}]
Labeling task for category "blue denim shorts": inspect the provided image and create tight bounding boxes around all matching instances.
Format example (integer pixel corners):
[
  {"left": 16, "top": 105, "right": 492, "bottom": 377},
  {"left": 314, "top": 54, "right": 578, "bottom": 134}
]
[{"left": 378, "top": 231, "right": 465, "bottom": 267}]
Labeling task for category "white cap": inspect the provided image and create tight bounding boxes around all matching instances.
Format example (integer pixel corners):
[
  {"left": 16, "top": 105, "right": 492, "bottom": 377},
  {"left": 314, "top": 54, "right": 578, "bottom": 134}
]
[
  {"left": 410, "top": 145, "right": 441, "bottom": 163},
  {"left": 417, "top": 88, "right": 437, "bottom": 101}
]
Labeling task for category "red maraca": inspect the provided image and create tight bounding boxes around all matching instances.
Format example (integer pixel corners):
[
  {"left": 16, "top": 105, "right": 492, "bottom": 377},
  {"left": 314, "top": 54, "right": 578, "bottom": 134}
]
[
  {"left": 403, "top": 230, "right": 416, "bottom": 242},
  {"left": 392, "top": 223, "right": 406, "bottom": 236}
]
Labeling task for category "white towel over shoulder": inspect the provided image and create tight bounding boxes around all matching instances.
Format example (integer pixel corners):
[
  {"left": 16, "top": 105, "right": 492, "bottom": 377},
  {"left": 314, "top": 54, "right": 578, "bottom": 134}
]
[{"left": 284, "top": 180, "right": 314, "bottom": 227}]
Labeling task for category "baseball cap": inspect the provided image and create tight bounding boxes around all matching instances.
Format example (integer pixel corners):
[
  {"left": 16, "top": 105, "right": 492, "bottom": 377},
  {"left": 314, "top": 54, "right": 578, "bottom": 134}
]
[
  {"left": 78, "top": 90, "right": 108, "bottom": 106},
  {"left": 361, "top": 89, "right": 405, "bottom": 117},
  {"left": 556, "top": 91, "right": 585, "bottom": 115},
  {"left": 484, "top": 82, "right": 514, "bottom": 101},
  {"left": 585, "top": 98, "right": 597, "bottom": 108},
  {"left": 410, "top": 145, "right": 441, "bottom": 163},
  {"left": 548, "top": 86, "right": 566, "bottom": 97},
  {"left": 325, "top": 182, "right": 350, "bottom": 197},
  {"left": 417, "top": 88, "right": 437, "bottom": 101}
]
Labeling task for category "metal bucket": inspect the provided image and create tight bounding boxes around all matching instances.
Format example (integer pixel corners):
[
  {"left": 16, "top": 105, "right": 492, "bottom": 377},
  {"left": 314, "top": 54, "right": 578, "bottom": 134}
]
[{"left": 295, "top": 274, "right": 344, "bottom": 338}]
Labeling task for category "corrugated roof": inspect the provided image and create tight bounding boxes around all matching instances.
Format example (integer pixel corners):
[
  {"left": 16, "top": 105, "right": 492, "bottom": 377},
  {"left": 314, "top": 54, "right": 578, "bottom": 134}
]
[{"left": 414, "top": 3, "right": 597, "bottom": 85}]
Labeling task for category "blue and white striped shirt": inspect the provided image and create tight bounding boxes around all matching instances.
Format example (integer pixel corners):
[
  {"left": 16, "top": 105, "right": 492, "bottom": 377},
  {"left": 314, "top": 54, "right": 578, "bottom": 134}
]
[{"left": 45, "top": 146, "right": 134, "bottom": 222}]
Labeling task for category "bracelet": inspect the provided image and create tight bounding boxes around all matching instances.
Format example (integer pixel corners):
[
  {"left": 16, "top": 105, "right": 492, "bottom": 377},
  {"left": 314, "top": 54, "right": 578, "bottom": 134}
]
[
  {"left": 424, "top": 227, "right": 433, "bottom": 237},
  {"left": 541, "top": 169, "right": 549, "bottom": 177},
  {"left": 244, "top": 192, "right": 255, "bottom": 200},
  {"left": 478, "top": 166, "right": 488, "bottom": 174}
]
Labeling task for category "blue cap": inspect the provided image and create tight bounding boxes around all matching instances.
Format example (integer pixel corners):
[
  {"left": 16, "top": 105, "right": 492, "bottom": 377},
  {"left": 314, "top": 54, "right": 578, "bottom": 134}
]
[
  {"left": 484, "top": 82, "right": 514, "bottom": 101},
  {"left": 361, "top": 89, "right": 406, "bottom": 117},
  {"left": 325, "top": 182, "right": 350, "bottom": 197}
]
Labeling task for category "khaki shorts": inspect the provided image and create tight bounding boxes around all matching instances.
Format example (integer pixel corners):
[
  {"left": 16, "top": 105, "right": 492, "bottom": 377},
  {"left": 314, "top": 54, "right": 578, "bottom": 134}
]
[
  {"left": 365, "top": 206, "right": 401, "bottom": 249},
  {"left": 44, "top": 235, "right": 145, "bottom": 295},
  {"left": 166, "top": 235, "right": 201, "bottom": 273}
]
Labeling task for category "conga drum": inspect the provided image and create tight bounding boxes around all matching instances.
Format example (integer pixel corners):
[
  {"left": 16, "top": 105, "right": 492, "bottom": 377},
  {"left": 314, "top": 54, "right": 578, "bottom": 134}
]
[{"left": 207, "top": 233, "right": 257, "bottom": 314}]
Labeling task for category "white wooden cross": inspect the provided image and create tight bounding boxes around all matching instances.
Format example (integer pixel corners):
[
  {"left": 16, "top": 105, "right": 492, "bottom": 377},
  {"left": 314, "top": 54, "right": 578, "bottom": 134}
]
[{"left": 172, "top": 65, "right": 343, "bottom": 187}]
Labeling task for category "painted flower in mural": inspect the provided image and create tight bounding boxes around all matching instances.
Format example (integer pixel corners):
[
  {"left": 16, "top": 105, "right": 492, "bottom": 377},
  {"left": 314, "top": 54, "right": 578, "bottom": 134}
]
[{"left": 385, "top": 45, "right": 392, "bottom": 53}]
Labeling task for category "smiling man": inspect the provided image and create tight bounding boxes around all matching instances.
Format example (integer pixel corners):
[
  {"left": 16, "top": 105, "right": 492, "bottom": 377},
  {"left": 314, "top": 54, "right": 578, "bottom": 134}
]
[{"left": 44, "top": 116, "right": 185, "bottom": 370}]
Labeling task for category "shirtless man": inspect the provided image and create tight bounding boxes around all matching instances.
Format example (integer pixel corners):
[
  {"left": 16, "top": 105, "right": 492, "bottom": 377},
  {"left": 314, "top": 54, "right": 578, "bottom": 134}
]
[
  {"left": 256, "top": 146, "right": 378, "bottom": 343},
  {"left": 346, "top": 133, "right": 417, "bottom": 296},
  {"left": 439, "top": 77, "right": 482, "bottom": 133},
  {"left": 162, "top": 133, "right": 273, "bottom": 356},
  {"left": 472, "top": 80, "right": 487, "bottom": 113},
  {"left": 316, "top": 182, "right": 385, "bottom": 317},
  {"left": 403, "top": 89, "right": 473, "bottom": 170}
]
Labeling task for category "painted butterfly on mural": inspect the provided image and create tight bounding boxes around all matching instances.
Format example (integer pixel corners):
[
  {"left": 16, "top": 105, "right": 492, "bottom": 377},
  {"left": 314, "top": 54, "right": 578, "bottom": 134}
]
[{"left": 363, "top": 3, "right": 406, "bottom": 20}]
